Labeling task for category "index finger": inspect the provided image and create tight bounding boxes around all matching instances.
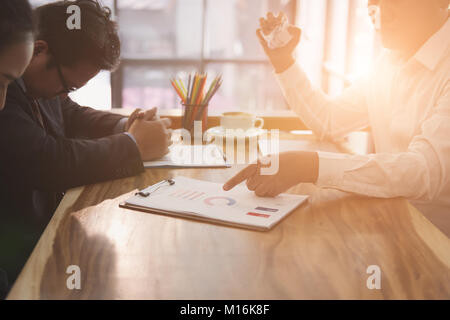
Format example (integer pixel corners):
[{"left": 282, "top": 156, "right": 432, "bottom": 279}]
[
  {"left": 130, "top": 108, "right": 142, "bottom": 117},
  {"left": 126, "top": 108, "right": 143, "bottom": 130},
  {"left": 223, "top": 164, "right": 259, "bottom": 191},
  {"left": 129, "top": 108, "right": 143, "bottom": 123}
]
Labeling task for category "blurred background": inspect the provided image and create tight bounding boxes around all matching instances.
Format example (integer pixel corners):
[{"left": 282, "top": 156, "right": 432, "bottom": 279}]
[{"left": 29, "top": 0, "right": 381, "bottom": 112}]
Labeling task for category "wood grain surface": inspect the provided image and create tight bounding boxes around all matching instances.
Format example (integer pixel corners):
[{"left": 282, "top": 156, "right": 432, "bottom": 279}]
[{"left": 7, "top": 135, "right": 450, "bottom": 299}]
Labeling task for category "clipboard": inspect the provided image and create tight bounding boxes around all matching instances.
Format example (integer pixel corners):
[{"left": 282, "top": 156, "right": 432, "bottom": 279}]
[{"left": 119, "top": 176, "right": 309, "bottom": 231}]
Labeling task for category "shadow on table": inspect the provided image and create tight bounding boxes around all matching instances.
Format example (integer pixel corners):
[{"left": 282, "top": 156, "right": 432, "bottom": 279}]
[{"left": 39, "top": 211, "right": 117, "bottom": 299}]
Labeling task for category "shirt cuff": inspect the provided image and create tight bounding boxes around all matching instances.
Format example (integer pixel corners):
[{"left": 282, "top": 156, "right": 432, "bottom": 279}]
[
  {"left": 123, "top": 132, "right": 137, "bottom": 144},
  {"left": 114, "top": 118, "right": 128, "bottom": 134},
  {"left": 316, "top": 151, "right": 375, "bottom": 189},
  {"left": 316, "top": 151, "right": 351, "bottom": 187}
]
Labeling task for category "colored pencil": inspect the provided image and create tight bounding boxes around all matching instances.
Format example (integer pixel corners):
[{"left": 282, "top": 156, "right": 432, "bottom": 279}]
[
  {"left": 170, "top": 79, "right": 185, "bottom": 103},
  {"left": 169, "top": 72, "right": 222, "bottom": 130},
  {"left": 178, "top": 78, "right": 187, "bottom": 96},
  {"left": 186, "top": 74, "right": 192, "bottom": 104}
]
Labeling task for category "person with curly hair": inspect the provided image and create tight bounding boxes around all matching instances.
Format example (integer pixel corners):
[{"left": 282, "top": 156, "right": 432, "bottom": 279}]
[{"left": 0, "top": 0, "right": 172, "bottom": 298}]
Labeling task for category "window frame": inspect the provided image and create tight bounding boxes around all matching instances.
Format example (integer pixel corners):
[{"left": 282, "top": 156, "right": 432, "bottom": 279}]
[
  {"left": 111, "top": 0, "right": 297, "bottom": 109},
  {"left": 321, "top": 0, "right": 380, "bottom": 92}
]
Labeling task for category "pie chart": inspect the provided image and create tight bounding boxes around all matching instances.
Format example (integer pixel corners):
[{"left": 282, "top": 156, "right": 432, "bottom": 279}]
[{"left": 203, "top": 196, "right": 236, "bottom": 206}]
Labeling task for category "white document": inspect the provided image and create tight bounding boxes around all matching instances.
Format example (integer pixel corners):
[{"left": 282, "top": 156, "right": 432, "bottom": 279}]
[
  {"left": 143, "top": 144, "right": 230, "bottom": 168},
  {"left": 121, "top": 176, "right": 308, "bottom": 231}
]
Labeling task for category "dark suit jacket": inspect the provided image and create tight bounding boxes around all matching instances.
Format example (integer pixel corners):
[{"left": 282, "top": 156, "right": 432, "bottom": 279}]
[{"left": 0, "top": 81, "right": 144, "bottom": 295}]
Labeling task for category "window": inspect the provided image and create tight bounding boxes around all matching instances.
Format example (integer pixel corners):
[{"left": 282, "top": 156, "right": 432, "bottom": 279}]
[
  {"left": 28, "top": 0, "right": 379, "bottom": 113},
  {"left": 323, "top": 0, "right": 379, "bottom": 95},
  {"left": 114, "top": 0, "right": 297, "bottom": 112},
  {"left": 297, "top": 0, "right": 379, "bottom": 96}
]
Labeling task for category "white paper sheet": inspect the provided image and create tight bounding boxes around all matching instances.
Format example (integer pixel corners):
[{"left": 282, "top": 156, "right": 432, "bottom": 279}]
[
  {"left": 123, "top": 176, "right": 308, "bottom": 230},
  {"left": 144, "top": 144, "right": 230, "bottom": 168}
]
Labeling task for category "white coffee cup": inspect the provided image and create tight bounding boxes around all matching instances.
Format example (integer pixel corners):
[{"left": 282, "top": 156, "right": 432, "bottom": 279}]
[{"left": 220, "top": 112, "right": 264, "bottom": 130}]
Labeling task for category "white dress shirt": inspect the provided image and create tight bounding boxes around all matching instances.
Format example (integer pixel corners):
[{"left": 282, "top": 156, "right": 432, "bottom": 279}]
[{"left": 275, "top": 18, "right": 450, "bottom": 210}]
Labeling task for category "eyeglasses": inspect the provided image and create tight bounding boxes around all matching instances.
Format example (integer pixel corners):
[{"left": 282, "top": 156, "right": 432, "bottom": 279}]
[{"left": 55, "top": 62, "right": 77, "bottom": 94}]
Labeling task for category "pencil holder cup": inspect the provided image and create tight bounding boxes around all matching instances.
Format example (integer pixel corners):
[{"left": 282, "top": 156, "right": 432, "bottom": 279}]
[{"left": 181, "top": 102, "right": 209, "bottom": 144}]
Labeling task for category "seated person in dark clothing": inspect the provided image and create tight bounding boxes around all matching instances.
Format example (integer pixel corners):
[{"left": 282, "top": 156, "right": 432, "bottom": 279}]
[
  {"left": 0, "top": 0, "right": 34, "bottom": 110},
  {"left": 0, "top": 0, "right": 171, "bottom": 298},
  {"left": 0, "top": 0, "right": 34, "bottom": 299}
]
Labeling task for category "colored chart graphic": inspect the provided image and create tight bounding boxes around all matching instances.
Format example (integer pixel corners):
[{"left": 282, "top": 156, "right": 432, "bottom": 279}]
[
  {"left": 247, "top": 212, "right": 270, "bottom": 218},
  {"left": 203, "top": 196, "right": 236, "bottom": 206},
  {"left": 255, "top": 207, "right": 278, "bottom": 213},
  {"left": 169, "top": 190, "right": 236, "bottom": 207},
  {"left": 170, "top": 189, "right": 206, "bottom": 200}
]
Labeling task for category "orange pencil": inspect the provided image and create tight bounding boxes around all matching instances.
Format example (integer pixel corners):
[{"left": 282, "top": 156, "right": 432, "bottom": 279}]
[
  {"left": 195, "top": 75, "right": 207, "bottom": 105},
  {"left": 189, "top": 74, "right": 202, "bottom": 125},
  {"left": 190, "top": 74, "right": 200, "bottom": 105}
]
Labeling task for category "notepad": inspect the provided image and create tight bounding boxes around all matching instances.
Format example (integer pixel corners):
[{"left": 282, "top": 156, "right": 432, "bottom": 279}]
[
  {"left": 120, "top": 176, "right": 308, "bottom": 231},
  {"left": 143, "top": 144, "right": 231, "bottom": 168}
]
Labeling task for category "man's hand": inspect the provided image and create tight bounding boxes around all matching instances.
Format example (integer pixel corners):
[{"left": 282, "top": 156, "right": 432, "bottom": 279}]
[
  {"left": 125, "top": 107, "right": 159, "bottom": 131},
  {"left": 257, "top": 12, "right": 302, "bottom": 73},
  {"left": 223, "top": 151, "right": 319, "bottom": 197},
  {"left": 128, "top": 117, "right": 172, "bottom": 161}
]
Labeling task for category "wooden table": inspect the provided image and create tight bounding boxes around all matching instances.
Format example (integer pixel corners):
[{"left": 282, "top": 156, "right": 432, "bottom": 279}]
[{"left": 7, "top": 134, "right": 450, "bottom": 299}]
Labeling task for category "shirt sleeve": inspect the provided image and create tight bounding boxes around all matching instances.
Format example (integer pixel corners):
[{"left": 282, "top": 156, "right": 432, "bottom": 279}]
[
  {"left": 123, "top": 132, "right": 137, "bottom": 144},
  {"left": 275, "top": 62, "right": 371, "bottom": 141},
  {"left": 60, "top": 97, "right": 126, "bottom": 139},
  {"left": 316, "top": 81, "right": 450, "bottom": 201},
  {"left": 113, "top": 118, "right": 138, "bottom": 145}
]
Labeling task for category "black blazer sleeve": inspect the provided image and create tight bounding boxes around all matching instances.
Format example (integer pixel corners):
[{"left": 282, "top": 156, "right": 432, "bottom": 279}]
[
  {"left": 60, "top": 97, "right": 125, "bottom": 139},
  {"left": 0, "top": 101, "right": 144, "bottom": 192}
]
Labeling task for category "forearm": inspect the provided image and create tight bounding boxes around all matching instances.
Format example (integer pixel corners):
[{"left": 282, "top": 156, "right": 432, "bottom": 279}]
[
  {"left": 273, "top": 56, "right": 295, "bottom": 74},
  {"left": 314, "top": 86, "right": 450, "bottom": 202},
  {"left": 1, "top": 134, "right": 144, "bottom": 192},
  {"left": 61, "top": 98, "right": 126, "bottom": 139},
  {"left": 292, "top": 151, "right": 319, "bottom": 184},
  {"left": 316, "top": 148, "right": 442, "bottom": 201},
  {"left": 275, "top": 62, "right": 370, "bottom": 141}
]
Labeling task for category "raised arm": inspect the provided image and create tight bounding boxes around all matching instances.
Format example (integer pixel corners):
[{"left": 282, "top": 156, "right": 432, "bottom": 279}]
[{"left": 258, "top": 12, "right": 370, "bottom": 141}]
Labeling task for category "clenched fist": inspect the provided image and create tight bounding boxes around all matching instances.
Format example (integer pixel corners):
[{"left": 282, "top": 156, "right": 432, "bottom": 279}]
[{"left": 128, "top": 117, "right": 172, "bottom": 161}]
